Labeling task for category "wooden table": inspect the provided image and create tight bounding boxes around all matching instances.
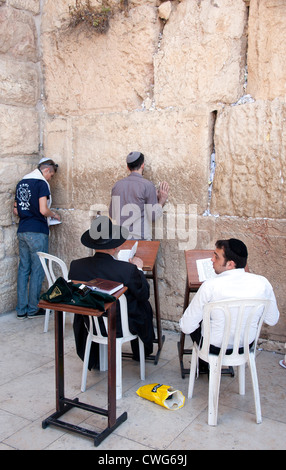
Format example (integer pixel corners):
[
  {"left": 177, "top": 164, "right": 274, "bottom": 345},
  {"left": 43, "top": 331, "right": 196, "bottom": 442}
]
[
  {"left": 120, "top": 240, "right": 164, "bottom": 364},
  {"left": 178, "top": 250, "right": 214, "bottom": 378},
  {"left": 39, "top": 287, "right": 128, "bottom": 447}
]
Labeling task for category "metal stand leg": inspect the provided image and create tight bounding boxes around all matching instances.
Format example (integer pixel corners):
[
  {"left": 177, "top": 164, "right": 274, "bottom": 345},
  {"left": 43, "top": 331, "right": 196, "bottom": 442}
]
[
  {"left": 145, "top": 263, "right": 165, "bottom": 364},
  {"left": 178, "top": 278, "right": 192, "bottom": 378},
  {"left": 177, "top": 332, "right": 193, "bottom": 379}
]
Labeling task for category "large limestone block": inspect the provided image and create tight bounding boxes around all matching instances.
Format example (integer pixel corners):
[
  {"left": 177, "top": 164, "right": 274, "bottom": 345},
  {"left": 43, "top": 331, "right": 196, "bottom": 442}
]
[
  {"left": 43, "top": 117, "right": 72, "bottom": 207},
  {"left": 49, "top": 208, "right": 93, "bottom": 269},
  {"left": 0, "top": 58, "right": 39, "bottom": 106},
  {"left": 0, "top": 104, "right": 39, "bottom": 156},
  {"left": 154, "top": 0, "right": 248, "bottom": 107},
  {"left": 9, "top": 0, "right": 40, "bottom": 15},
  {"left": 155, "top": 238, "right": 186, "bottom": 322},
  {"left": 0, "top": 160, "right": 34, "bottom": 193},
  {"left": 0, "top": 257, "right": 18, "bottom": 314},
  {"left": 0, "top": 192, "right": 15, "bottom": 226},
  {"left": 68, "top": 107, "right": 213, "bottom": 212},
  {"left": 211, "top": 99, "right": 286, "bottom": 218},
  {"left": 2, "top": 225, "right": 18, "bottom": 258},
  {"left": 0, "top": 4, "right": 38, "bottom": 62},
  {"left": 247, "top": 0, "right": 286, "bottom": 100},
  {"left": 42, "top": 2, "right": 160, "bottom": 114},
  {"left": 0, "top": 158, "right": 39, "bottom": 226}
]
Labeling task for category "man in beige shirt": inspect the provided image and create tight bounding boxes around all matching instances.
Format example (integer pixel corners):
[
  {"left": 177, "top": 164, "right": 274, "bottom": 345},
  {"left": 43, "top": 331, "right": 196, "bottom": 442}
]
[{"left": 109, "top": 151, "right": 169, "bottom": 239}]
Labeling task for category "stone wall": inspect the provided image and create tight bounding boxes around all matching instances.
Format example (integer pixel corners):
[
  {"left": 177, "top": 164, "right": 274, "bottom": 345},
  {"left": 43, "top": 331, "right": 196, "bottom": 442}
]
[
  {"left": 0, "top": 0, "right": 285, "bottom": 346},
  {"left": 0, "top": 0, "right": 40, "bottom": 312}
]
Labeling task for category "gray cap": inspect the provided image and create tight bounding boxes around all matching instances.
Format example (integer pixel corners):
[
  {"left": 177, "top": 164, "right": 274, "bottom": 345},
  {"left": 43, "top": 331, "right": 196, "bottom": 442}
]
[{"left": 126, "top": 151, "right": 142, "bottom": 164}]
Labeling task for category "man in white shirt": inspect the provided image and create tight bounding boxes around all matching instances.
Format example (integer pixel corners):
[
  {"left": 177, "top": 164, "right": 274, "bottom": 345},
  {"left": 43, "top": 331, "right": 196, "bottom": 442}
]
[{"left": 180, "top": 239, "right": 279, "bottom": 371}]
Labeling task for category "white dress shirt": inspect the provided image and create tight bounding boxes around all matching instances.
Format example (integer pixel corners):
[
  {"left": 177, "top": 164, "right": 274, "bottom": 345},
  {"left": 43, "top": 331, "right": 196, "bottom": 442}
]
[{"left": 179, "top": 269, "right": 280, "bottom": 348}]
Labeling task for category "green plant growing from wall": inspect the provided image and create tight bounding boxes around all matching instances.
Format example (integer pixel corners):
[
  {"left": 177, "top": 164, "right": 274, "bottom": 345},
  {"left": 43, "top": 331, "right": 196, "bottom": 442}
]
[{"left": 69, "top": 0, "right": 112, "bottom": 33}]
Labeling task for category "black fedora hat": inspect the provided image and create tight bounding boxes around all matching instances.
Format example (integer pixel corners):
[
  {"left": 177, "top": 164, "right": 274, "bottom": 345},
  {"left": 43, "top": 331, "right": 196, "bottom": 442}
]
[{"left": 81, "top": 216, "right": 129, "bottom": 250}]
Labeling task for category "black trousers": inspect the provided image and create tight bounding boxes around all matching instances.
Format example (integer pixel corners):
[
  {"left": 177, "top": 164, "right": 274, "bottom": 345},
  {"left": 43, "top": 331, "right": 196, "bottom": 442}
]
[{"left": 190, "top": 326, "right": 253, "bottom": 356}]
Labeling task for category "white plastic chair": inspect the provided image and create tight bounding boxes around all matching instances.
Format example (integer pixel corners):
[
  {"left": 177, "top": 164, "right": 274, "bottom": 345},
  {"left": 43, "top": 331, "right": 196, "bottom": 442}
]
[
  {"left": 81, "top": 294, "right": 145, "bottom": 400},
  {"left": 37, "top": 252, "right": 69, "bottom": 333},
  {"left": 188, "top": 298, "right": 270, "bottom": 426}
]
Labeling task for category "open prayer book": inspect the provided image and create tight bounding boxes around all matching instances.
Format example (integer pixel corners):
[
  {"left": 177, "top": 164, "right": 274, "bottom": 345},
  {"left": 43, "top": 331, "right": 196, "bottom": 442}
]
[
  {"left": 117, "top": 241, "right": 138, "bottom": 262},
  {"left": 87, "top": 278, "right": 124, "bottom": 295},
  {"left": 196, "top": 258, "right": 217, "bottom": 282}
]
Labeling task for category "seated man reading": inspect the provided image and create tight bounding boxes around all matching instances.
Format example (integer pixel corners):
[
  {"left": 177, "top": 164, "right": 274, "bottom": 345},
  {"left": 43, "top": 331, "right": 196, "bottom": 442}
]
[
  {"left": 180, "top": 238, "right": 280, "bottom": 373},
  {"left": 69, "top": 216, "right": 155, "bottom": 369}
]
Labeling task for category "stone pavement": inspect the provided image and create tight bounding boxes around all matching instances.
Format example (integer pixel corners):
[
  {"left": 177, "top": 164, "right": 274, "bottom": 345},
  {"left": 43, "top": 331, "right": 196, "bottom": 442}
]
[{"left": 0, "top": 312, "right": 285, "bottom": 450}]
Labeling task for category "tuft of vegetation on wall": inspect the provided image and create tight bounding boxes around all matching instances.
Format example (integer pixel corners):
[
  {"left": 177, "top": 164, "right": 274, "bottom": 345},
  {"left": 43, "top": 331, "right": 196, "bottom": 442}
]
[{"left": 68, "top": 0, "right": 129, "bottom": 33}]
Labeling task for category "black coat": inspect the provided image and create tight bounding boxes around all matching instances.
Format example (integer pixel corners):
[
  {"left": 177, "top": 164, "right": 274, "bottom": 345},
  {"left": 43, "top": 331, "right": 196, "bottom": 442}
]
[{"left": 69, "top": 252, "right": 155, "bottom": 369}]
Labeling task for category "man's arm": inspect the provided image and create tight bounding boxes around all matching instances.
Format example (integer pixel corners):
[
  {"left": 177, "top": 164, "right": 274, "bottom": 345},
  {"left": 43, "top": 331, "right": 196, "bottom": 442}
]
[
  {"left": 129, "top": 256, "right": 143, "bottom": 270},
  {"left": 179, "top": 283, "right": 209, "bottom": 334},
  {"left": 263, "top": 281, "right": 280, "bottom": 326},
  {"left": 13, "top": 200, "right": 18, "bottom": 216},
  {"left": 125, "top": 262, "right": 150, "bottom": 301},
  {"left": 39, "top": 196, "right": 60, "bottom": 220},
  {"left": 144, "top": 181, "right": 168, "bottom": 223}
]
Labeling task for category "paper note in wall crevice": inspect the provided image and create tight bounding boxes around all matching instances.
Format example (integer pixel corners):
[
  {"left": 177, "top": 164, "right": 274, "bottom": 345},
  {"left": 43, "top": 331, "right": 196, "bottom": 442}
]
[{"left": 48, "top": 217, "right": 62, "bottom": 226}]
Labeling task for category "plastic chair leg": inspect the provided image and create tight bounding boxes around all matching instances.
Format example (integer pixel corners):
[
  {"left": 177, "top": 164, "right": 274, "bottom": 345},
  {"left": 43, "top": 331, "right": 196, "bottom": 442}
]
[
  {"left": 44, "top": 309, "right": 51, "bottom": 333},
  {"left": 99, "top": 344, "right": 108, "bottom": 371},
  {"left": 188, "top": 346, "right": 198, "bottom": 399},
  {"left": 238, "top": 363, "right": 245, "bottom": 395},
  {"left": 116, "top": 341, "right": 123, "bottom": 400},
  {"left": 43, "top": 310, "right": 66, "bottom": 333},
  {"left": 208, "top": 357, "right": 222, "bottom": 426},
  {"left": 138, "top": 338, "right": 145, "bottom": 380},
  {"left": 248, "top": 354, "right": 262, "bottom": 424}
]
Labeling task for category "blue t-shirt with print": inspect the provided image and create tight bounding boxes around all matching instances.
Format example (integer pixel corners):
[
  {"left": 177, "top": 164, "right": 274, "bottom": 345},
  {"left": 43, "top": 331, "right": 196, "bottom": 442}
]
[{"left": 16, "top": 178, "right": 50, "bottom": 235}]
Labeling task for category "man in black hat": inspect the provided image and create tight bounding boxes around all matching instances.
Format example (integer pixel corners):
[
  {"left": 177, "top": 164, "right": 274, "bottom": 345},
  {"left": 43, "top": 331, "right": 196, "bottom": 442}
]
[
  {"left": 180, "top": 238, "right": 279, "bottom": 371},
  {"left": 69, "top": 216, "right": 155, "bottom": 368},
  {"left": 109, "top": 151, "right": 169, "bottom": 240}
]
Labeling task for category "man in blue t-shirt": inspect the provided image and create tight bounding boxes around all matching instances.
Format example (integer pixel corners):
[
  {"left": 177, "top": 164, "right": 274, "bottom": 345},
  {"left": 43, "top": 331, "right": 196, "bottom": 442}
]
[{"left": 14, "top": 157, "right": 60, "bottom": 319}]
